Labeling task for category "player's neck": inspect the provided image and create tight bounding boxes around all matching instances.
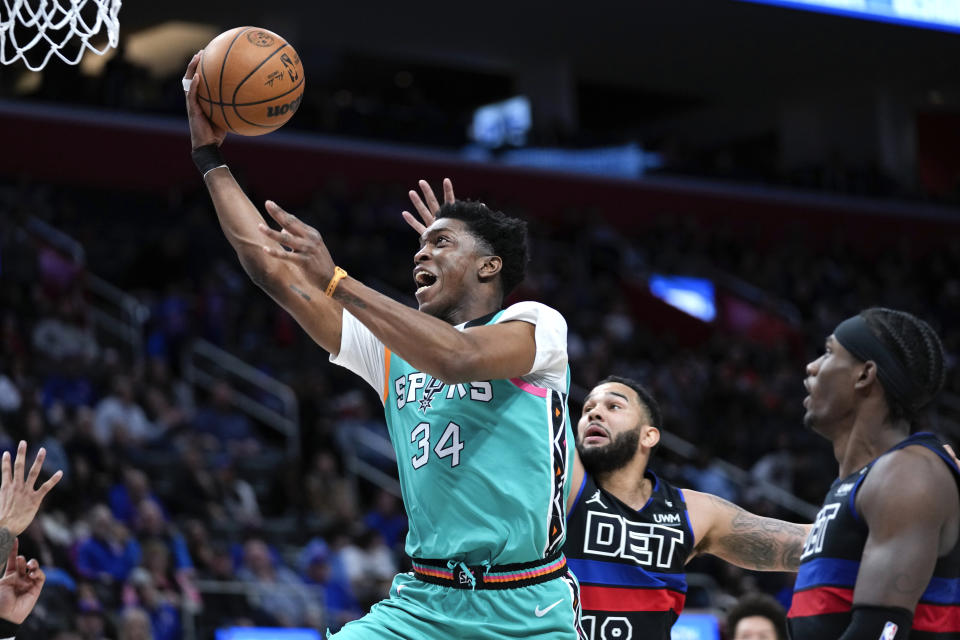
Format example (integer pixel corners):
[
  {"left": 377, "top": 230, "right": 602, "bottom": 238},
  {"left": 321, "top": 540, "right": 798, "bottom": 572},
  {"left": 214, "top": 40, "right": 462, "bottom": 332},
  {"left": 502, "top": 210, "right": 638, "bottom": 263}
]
[
  {"left": 441, "top": 293, "right": 503, "bottom": 326},
  {"left": 834, "top": 409, "right": 910, "bottom": 477},
  {"left": 596, "top": 458, "right": 653, "bottom": 510}
]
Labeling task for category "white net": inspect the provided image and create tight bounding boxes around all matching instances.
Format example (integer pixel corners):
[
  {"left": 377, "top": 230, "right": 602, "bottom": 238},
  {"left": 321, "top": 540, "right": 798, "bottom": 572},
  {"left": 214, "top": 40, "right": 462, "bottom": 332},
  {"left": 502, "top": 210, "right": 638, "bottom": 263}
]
[{"left": 0, "top": 0, "right": 121, "bottom": 72}]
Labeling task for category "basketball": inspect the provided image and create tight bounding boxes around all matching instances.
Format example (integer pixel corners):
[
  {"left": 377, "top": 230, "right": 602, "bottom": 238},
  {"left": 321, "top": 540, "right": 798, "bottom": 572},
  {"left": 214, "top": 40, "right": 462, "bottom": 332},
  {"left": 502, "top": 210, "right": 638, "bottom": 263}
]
[{"left": 196, "top": 26, "right": 305, "bottom": 136}]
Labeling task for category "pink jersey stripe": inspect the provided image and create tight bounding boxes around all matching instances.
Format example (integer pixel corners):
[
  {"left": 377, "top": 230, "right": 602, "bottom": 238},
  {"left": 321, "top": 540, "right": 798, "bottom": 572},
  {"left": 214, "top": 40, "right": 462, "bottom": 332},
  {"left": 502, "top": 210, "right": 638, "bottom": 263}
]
[{"left": 510, "top": 377, "right": 549, "bottom": 398}]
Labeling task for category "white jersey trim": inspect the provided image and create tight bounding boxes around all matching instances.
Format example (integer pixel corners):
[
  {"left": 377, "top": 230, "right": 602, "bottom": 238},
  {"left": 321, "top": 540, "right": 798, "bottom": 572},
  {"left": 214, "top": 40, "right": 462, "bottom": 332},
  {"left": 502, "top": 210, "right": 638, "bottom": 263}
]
[
  {"left": 330, "top": 302, "right": 569, "bottom": 400},
  {"left": 329, "top": 309, "right": 387, "bottom": 402}
]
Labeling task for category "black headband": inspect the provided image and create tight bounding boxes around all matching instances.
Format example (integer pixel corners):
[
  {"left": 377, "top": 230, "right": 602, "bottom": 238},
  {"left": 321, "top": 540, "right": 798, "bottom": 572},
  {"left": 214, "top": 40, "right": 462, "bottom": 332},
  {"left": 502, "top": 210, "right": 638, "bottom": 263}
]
[{"left": 833, "top": 315, "right": 918, "bottom": 406}]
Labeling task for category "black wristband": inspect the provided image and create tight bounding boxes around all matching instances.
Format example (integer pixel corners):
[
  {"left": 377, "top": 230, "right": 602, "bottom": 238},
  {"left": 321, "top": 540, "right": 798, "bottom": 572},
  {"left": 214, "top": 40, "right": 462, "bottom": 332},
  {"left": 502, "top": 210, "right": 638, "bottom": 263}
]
[
  {"left": 191, "top": 144, "right": 226, "bottom": 177},
  {"left": 0, "top": 617, "right": 20, "bottom": 636},
  {"left": 837, "top": 605, "right": 913, "bottom": 640}
]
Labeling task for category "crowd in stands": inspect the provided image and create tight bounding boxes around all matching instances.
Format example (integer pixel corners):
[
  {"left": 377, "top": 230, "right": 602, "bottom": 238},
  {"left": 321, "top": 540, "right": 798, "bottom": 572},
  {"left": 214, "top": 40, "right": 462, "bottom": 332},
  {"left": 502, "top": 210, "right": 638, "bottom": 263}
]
[
  {"left": 1, "top": 46, "right": 954, "bottom": 203},
  {"left": 0, "top": 171, "right": 957, "bottom": 637}
]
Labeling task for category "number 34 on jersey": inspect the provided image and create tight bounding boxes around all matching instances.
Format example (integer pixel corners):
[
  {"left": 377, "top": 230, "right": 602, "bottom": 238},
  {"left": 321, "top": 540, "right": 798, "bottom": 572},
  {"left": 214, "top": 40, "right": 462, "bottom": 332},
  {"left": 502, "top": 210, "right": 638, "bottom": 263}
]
[{"left": 410, "top": 421, "right": 465, "bottom": 469}]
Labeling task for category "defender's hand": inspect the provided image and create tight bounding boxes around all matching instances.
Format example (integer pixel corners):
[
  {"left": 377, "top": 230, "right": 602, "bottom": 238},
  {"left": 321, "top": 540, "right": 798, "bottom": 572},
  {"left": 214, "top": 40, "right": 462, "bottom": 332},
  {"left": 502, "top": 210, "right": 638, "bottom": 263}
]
[
  {"left": 0, "top": 442, "right": 62, "bottom": 537},
  {"left": 0, "top": 540, "right": 45, "bottom": 624},
  {"left": 259, "top": 201, "right": 337, "bottom": 288},
  {"left": 402, "top": 178, "right": 455, "bottom": 235},
  {"left": 184, "top": 51, "right": 227, "bottom": 150}
]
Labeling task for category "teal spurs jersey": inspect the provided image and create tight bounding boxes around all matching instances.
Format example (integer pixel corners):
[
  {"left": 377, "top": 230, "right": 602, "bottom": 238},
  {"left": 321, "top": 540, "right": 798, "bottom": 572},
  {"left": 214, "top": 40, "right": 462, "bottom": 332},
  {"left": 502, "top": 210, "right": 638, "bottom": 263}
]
[{"left": 331, "top": 302, "right": 575, "bottom": 566}]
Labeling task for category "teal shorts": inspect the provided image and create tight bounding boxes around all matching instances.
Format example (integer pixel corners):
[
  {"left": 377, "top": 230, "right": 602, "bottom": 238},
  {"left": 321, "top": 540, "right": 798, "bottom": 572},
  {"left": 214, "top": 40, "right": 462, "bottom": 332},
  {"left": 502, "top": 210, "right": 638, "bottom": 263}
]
[{"left": 329, "top": 571, "right": 585, "bottom": 640}]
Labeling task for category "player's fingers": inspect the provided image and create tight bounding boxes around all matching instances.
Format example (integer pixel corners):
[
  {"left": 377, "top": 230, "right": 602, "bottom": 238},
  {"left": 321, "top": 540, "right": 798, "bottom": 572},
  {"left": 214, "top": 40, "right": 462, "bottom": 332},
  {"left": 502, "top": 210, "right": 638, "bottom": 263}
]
[
  {"left": 184, "top": 51, "right": 200, "bottom": 80},
  {"left": 401, "top": 211, "right": 427, "bottom": 235},
  {"left": 187, "top": 73, "right": 204, "bottom": 111},
  {"left": 26, "top": 447, "right": 45, "bottom": 488},
  {"left": 261, "top": 245, "right": 307, "bottom": 261},
  {"left": 37, "top": 470, "right": 63, "bottom": 498},
  {"left": 442, "top": 178, "right": 455, "bottom": 205},
  {"left": 25, "top": 558, "right": 38, "bottom": 572},
  {"left": 408, "top": 190, "right": 432, "bottom": 222},
  {"left": 420, "top": 180, "right": 441, "bottom": 215},
  {"left": 1, "top": 450, "right": 11, "bottom": 487},
  {"left": 30, "top": 565, "right": 45, "bottom": 587},
  {"left": 258, "top": 225, "right": 310, "bottom": 252},
  {"left": 14, "top": 554, "right": 25, "bottom": 576},
  {"left": 13, "top": 441, "right": 25, "bottom": 484},
  {"left": 264, "top": 200, "right": 312, "bottom": 238}
]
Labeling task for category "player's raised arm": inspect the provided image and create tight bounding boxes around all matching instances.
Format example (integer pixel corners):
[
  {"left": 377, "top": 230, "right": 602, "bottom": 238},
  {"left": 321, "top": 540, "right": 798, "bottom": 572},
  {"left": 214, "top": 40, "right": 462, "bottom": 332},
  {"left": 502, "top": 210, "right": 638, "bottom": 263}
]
[
  {"left": 183, "top": 53, "right": 343, "bottom": 355},
  {"left": 682, "top": 489, "right": 811, "bottom": 572},
  {"left": 257, "top": 200, "right": 540, "bottom": 384},
  {"left": 842, "top": 447, "right": 958, "bottom": 638}
]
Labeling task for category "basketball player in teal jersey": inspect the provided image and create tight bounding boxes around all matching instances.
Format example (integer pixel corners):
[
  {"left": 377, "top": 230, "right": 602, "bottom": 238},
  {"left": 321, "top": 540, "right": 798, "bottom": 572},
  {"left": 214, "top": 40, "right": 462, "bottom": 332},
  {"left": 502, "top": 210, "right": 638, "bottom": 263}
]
[{"left": 184, "top": 55, "right": 584, "bottom": 639}]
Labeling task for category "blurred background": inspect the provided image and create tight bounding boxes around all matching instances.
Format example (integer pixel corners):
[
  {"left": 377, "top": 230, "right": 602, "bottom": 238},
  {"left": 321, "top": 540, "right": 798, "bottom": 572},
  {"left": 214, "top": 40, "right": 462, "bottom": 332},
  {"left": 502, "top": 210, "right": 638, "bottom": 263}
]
[{"left": 1, "top": 0, "right": 959, "bottom": 638}]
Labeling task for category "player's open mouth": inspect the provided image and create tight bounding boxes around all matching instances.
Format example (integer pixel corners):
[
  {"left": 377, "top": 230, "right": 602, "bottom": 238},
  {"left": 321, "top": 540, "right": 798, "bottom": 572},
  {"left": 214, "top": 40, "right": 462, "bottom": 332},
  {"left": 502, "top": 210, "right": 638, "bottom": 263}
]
[
  {"left": 582, "top": 424, "right": 608, "bottom": 444},
  {"left": 414, "top": 270, "right": 438, "bottom": 295}
]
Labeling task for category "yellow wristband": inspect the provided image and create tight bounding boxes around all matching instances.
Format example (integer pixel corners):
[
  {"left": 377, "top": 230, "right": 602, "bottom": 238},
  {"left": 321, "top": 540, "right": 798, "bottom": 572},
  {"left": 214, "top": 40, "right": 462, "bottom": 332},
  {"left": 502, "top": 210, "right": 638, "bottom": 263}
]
[{"left": 325, "top": 266, "right": 348, "bottom": 298}]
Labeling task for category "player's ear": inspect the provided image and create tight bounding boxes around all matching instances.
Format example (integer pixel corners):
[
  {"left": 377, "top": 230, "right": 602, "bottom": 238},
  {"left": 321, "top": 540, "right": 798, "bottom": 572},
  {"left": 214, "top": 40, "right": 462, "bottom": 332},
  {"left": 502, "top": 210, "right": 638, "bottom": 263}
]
[
  {"left": 478, "top": 255, "right": 502, "bottom": 281},
  {"left": 855, "top": 360, "right": 879, "bottom": 392},
  {"left": 641, "top": 425, "right": 660, "bottom": 450}
]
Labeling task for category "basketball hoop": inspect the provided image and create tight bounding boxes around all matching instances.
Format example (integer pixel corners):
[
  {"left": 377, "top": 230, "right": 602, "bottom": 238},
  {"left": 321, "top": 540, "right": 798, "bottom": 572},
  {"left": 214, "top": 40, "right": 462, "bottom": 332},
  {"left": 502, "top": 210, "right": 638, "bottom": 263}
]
[{"left": 0, "top": 0, "right": 121, "bottom": 72}]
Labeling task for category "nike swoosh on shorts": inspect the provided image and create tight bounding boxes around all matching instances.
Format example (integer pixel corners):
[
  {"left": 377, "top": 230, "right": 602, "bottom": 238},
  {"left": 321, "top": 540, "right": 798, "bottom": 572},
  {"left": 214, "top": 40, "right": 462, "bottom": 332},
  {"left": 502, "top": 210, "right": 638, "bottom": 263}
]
[{"left": 535, "top": 599, "right": 564, "bottom": 617}]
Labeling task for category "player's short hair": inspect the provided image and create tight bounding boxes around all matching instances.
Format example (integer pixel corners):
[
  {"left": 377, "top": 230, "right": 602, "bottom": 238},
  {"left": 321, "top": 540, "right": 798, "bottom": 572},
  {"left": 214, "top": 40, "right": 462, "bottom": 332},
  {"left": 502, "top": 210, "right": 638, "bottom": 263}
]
[
  {"left": 598, "top": 375, "right": 662, "bottom": 430},
  {"left": 725, "top": 593, "right": 788, "bottom": 640},
  {"left": 861, "top": 308, "right": 946, "bottom": 427},
  {"left": 436, "top": 200, "right": 529, "bottom": 297}
]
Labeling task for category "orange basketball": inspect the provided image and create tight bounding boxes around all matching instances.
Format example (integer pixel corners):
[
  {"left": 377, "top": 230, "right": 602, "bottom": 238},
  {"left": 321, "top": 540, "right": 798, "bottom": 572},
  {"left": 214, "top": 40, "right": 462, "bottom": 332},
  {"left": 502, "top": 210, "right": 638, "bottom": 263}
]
[{"left": 196, "top": 26, "right": 305, "bottom": 136}]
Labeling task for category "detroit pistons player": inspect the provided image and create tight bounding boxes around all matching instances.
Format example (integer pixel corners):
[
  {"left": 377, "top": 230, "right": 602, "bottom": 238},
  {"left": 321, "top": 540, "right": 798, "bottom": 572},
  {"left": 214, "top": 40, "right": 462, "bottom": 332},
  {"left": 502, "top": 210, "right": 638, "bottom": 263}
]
[
  {"left": 788, "top": 309, "right": 959, "bottom": 640},
  {"left": 566, "top": 376, "right": 810, "bottom": 640}
]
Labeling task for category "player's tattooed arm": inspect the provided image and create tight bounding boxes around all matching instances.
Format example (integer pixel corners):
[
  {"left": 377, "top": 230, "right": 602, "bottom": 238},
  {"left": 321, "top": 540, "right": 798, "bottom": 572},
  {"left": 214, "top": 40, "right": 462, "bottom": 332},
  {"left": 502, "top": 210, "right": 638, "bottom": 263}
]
[
  {"left": 683, "top": 489, "right": 811, "bottom": 572},
  {"left": 0, "top": 528, "right": 13, "bottom": 564},
  {"left": 331, "top": 288, "right": 367, "bottom": 310}
]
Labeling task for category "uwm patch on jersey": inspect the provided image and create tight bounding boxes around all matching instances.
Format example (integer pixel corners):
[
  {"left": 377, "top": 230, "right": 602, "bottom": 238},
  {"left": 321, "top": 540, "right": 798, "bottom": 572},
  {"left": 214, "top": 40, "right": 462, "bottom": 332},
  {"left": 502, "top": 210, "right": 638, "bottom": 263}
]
[{"left": 566, "top": 472, "right": 695, "bottom": 640}]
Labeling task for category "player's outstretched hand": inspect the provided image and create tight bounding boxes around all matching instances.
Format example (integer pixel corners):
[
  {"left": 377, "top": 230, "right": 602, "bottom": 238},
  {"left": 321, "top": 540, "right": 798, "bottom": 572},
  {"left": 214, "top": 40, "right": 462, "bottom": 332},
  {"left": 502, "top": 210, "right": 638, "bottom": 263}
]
[
  {"left": 259, "top": 201, "right": 337, "bottom": 287},
  {"left": 0, "top": 442, "right": 62, "bottom": 538},
  {"left": 183, "top": 51, "right": 227, "bottom": 150},
  {"left": 402, "top": 178, "right": 456, "bottom": 235},
  {"left": 0, "top": 539, "right": 45, "bottom": 624}
]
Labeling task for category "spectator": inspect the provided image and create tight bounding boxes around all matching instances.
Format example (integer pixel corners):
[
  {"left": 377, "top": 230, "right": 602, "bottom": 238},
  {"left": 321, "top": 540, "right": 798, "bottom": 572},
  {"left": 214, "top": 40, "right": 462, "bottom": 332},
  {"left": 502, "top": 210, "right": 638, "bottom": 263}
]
[
  {"left": 74, "top": 504, "right": 141, "bottom": 585},
  {"left": 212, "top": 456, "right": 261, "bottom": 528},
  {"left": 109, "top": 468, "right": 162, "bottom": 527},
  {"left": 362, "top": 490, "right": 407, "bottom": 551},
  {"left": 0, "top": 369, "right": 21, "bottom": 413},
  {"left": 299, "top": 538, "right": 361, "bottom": 632},
  {"left": 94, "top": 376, "right": 156, "bottom": 447},
  {"left": 725, "top": 592, "right": 788, "bottom": 640},
  {"left": 236, "top": 538, "right": 323, "bottom": 628},
  {"left": 25, "top": 407, "right": 71, "bottom": 478},
  {"left": 170, "top": 449, "right": 222, "bottom": 523},
  {"left": 118, "top": 606, "right": 154, "bottom": 640},
  {"left": 335, "top": 529, "right": 396, "bottom": 609},
  {"left": 303, "top": 451, "right": 359, "bottom": 526},
  {"left": 192, "top": 382, "right": 259, "bottom": 456},
  {"left": 74, "top": 597, "right": 111, "bottom": 640},
  {"left": 124, "top": 568, "right": 180, "bottom": 640},
  {"left": 32, "top": 301, "right": 99, "bottom": 364}
]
